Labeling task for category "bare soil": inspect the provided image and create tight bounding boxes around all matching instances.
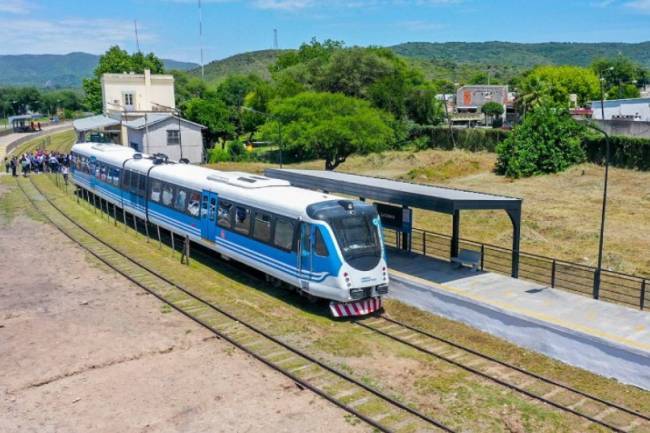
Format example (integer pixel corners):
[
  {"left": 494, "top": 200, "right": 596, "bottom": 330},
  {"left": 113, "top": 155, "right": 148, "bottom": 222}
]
[{"left": 0, "top": 194, "right": 367, "bottom": 433}]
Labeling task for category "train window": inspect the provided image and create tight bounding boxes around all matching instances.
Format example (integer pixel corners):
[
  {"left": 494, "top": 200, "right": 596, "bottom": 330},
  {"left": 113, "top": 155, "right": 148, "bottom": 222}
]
[
  {"left": 174, "top": 188, "right": 187, "bottom": 212},
  {"left": 314, "top": 227, "right": 329, "bottom": 257},
  {"left": 233, "top": 206, "right": 251, "bottom": 235},
  {"left": 187, "top": 191, "right": 200, "bottom": 217},
  {"left": 121, "top": 170, "right": 130, "bottom": 189},
  {"left": 129, "top": 171, "right": 139, "bottom": 193},
  {"left": 217, "top": 201, "right": 232, "bottom": 228},
  {"left": 111, "top": 168, "right": 120, "bottom": 187},
  {"left": 150, "top": 180, "right": 162, "bottom": 202},
  {"left": 161, "top": 184, "right": 174, "bottom": 207},
  {"left": 253, "top": 212, "right": 272, "bottom": 243},
  {"left": 138, "top": 174, "right": 146, "bottom": 197},
  {"left": 274, "top": 218, "right": 294, "bottom": 251}
]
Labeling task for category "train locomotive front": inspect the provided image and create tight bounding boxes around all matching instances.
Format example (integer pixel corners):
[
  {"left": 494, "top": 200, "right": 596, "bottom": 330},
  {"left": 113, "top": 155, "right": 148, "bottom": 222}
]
[{"left": 304, "top": 199, "right": 388, "bottom": 318}]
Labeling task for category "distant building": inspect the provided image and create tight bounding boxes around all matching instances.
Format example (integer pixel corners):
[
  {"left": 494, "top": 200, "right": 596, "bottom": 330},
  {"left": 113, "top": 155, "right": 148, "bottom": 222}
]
[
  {"left": 456, "top": 85, "right": 508, "bottom": 113},
  {"left": 591, "top": 97, "right": 650, "bottom": 122},
  {"left": 124, "top": 113, "right": 205, "bottom": 163},
  {"left": 101, "top": 69, "right": 175, "bottom": 115}
]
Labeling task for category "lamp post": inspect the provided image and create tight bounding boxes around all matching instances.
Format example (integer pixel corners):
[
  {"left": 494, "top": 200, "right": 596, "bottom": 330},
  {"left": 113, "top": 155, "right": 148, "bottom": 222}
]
[
  {"left": 591, "top": 71, "right": 613, "bottom": 300},
  {"left": 241, "top": 106, "right": 283, "bottom": 168}
]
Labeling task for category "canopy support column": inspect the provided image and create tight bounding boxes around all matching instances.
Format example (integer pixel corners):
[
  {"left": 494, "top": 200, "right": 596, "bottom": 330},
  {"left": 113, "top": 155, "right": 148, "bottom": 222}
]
[
  {"left": 507, "top": 208, "right": 521, "bottom": 278},
  {"left": 451, "top": 210, "right": 460, "bottom": 259}
]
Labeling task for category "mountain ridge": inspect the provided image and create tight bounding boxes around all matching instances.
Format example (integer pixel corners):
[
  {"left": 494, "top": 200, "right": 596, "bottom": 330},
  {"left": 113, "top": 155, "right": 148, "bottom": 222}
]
[{"left": 0, "top": 52, "right": 198, "bottom": 88}]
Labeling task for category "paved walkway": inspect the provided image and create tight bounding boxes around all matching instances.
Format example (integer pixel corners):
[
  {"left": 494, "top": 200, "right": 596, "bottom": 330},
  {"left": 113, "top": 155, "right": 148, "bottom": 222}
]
[
  {"left": 0, "top": 122, "right": 72, "bottom": 162},
  {"left": 387, "top": 249, "right": 650, "bottom": 390}
]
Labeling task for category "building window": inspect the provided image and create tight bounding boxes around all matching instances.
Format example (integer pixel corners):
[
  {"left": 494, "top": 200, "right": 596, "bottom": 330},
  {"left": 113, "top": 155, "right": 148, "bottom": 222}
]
[
  {"left": 123, "top": 93, "right": 134, "bottom": 107},
  {"left": 167, "top": 130, "right": 180, "bottom": 145}
]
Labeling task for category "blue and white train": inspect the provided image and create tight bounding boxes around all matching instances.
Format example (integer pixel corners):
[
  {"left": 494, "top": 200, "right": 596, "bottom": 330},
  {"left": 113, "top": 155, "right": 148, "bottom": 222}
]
[{"left": 70, "top": 142, "right": 388, "bottom": 317}]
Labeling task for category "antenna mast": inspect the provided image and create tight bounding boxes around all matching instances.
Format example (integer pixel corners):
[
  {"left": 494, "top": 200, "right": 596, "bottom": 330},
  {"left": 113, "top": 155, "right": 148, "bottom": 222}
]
[
  {"left": 198, "top": 0, "right": 204, "bottom": 80},
  {"left": 273, "top": 29, "right": 278, "bottom": 49},
  {"left": 134, "top": 20, "right": 141, "bottom": 53}
]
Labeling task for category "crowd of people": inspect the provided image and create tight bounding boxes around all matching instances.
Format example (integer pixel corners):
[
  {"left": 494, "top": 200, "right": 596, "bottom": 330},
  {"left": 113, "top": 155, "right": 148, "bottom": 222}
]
[{"left": 4, "top": 150, "right": 71, "bottom": 183}]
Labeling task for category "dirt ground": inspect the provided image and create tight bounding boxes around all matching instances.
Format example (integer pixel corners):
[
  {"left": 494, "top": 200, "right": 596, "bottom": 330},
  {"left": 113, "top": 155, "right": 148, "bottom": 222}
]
[{"left": 0, "top": 192, "right": 367, "bottom": 432}]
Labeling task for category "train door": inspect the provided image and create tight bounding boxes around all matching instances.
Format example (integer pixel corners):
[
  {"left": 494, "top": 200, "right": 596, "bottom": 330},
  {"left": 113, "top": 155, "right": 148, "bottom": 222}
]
[
  {"left": 298, "top": 222, "right": 312, "bottom": 285},
  {"left": 200, "top": 190, "right": 218, "bottom": 241}
]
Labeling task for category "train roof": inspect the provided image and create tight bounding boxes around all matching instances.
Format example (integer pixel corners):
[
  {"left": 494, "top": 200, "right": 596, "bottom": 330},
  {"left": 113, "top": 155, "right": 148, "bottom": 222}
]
[{"left": 71, "top": 142, "right": 343, "bottom": 219}]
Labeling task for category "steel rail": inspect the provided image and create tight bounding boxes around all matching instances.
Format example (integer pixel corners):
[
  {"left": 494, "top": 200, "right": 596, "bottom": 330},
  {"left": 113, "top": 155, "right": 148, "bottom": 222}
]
[
  {"left": 357, "top": 316, "right": 649, "bottom": 433},
  {"left": 18, "top": 177, "right": 457, "bottom": 433}
]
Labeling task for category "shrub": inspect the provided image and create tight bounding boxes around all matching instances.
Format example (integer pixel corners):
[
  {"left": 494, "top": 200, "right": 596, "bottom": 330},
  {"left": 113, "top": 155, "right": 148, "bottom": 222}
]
[
  {"left": 417, "top": 127, "right": 509, "bottom": 152},
  {"left": 583, "top": 135, "right": 650, "bottom": 171},
  {"left": 207, "top": 147, "right": 231, "bottom": 163},
  {"left": 496, "top": 104, "right": 585, "bottom": 178}
]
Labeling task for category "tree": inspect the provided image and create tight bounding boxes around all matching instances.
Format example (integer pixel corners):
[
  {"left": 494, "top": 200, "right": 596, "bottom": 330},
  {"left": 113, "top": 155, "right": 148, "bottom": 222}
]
[
  {"left": 496, "top": 103, "right": 585, "bottom": 178},
  {"left": 181, "top": 97, "right": 235, "bottom": 146},
  {"left": 260, "top": 92, "right": 394, "bottom": 170},
  {"left": 83, "top": 46, "right": 165, "bottom": 113},
  {"left": 516, "top": 66, "right": 600, "bottom": 113},
  {"left": 172, "top": 70, "right": 213, "bottom": 105},
  {"left": 481, "top": 101, "right": 505, "bottom": 127},
  {"left": 405, "top": 86, "right": 444, "bottom": 126},
  {"left": 591, "top": 57, "right": 648, "bottom": 99}
]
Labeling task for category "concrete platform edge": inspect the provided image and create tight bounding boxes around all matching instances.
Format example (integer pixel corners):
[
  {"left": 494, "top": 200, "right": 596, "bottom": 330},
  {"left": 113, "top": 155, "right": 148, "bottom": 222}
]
[{"left": 388, "top": 272, "right": 650, "bottom": 391}]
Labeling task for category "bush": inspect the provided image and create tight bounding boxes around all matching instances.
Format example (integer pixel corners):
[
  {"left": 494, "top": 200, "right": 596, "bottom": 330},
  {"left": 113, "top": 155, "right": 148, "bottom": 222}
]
[
  {"left": 207, "top": 147, "right": 231, "bottom": 163},
  {"left": 416, "top": 127, "right": 510, "bottom": 152},
  {"left": 228, "top": 139, "right": 246, "bottom": 161},
  {"left": 496, "top": 104, "right": 585, "bottom": 178},
  {"left": 583, "top": 135, "right": 650, "bottom": 171}
]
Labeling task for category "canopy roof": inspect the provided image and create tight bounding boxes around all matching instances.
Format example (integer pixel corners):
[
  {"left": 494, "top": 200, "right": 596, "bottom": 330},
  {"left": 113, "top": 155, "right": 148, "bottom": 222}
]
[
  {"left": 73, "top": 115, "right": 120, "bottom": 132},
  {"left": 264, "top": 169, "right": 521, "bottom": 214}
]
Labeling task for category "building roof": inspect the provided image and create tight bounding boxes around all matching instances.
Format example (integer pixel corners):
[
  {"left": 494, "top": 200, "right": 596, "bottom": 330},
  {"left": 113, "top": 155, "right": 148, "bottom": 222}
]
[
  {"left": 73, "top": 114, "right": 121, "bottom": 132},
  {"left": 264, "top": 169, "right": 522, "bottom": 214},
  {"left": 8, "top": 114, "right": 41, "bottom": 123},
  {"left": 123, "top": 113, "right": 205, "bottom": 130},
  {"left": 591, "top": 97, "right": 650, "bottom": 107}
]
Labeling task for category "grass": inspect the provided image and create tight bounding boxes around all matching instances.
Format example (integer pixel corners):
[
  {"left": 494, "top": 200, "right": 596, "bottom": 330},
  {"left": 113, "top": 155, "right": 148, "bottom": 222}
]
[
  {"left": 213, "top": 148, "right": 650, "bottom": 278},
  {"left": 6, "top": 172, "right": 647, "bottom": 433},
  {"left": 10, "top": 129, "right": 76, "bottom": 157}
]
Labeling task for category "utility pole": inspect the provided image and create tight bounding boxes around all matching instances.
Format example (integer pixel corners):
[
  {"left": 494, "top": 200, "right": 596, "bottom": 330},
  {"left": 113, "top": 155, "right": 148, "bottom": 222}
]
[
  {"left": 592, "top": 70, "right": 613, "bottom": 300},
  {"left": 198, "top": 0, "right": 204, "bottom": 80}
]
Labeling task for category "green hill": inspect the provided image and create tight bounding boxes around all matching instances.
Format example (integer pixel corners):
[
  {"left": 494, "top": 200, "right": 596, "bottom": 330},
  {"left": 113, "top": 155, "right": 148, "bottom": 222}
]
[
  {"left": 188, "top": 49, "right": 285, "bottom": 83},
  {"left": 391, "top": 41, "right": 650, "bottom": 68},
  {"left": 0, "top": 52, "right": 198, "bottom": 88}
]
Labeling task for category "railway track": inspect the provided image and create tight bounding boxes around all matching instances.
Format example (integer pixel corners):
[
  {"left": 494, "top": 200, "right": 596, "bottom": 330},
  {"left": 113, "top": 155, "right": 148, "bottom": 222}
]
[
  {"left": 356, "top": 315, "right": 650, "bottom": 433},
  {"left": 16, "top": 176, "right": 459, "bottom": 433}
]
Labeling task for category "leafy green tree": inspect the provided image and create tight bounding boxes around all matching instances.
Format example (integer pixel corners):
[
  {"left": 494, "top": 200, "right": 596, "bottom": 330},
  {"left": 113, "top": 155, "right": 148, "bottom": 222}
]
[
  {"left": 172, "top": 70, "right": 213, "bottom": 105},
  {"left": 181, "top": 97, "right": 235, "bottom": 146},
  {"left": 405, "top": 86, "right": 444, "bottom": 126},
  {"left": 83, "top": 46, "right": 165, "bottom": 113},
  {"left": 517, "top": 65, "right": 599, "bottom": 112},
  {"left": 496, "top": 103, "right": 585, "bottom": 178},
  {"left": 481, "top": 101, "right": 505, "bottom": 127},
  {"left": 260, "top": 91, "right": 394, "bottom": 170},
  {"left": 607, "top": 83, "right": 641, "bottom": 99},
  {"left": 271, "top": 38, "right": 343, "bottom": 73}
]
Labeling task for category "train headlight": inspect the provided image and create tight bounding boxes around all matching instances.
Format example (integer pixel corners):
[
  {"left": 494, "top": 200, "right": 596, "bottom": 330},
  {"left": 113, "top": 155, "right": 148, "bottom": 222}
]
[
  {"left": 350, "top": 288, "right": 365, "bottom": 300},
  {"left": 376, "top": 284, "right": 389, "bottom": 295}
]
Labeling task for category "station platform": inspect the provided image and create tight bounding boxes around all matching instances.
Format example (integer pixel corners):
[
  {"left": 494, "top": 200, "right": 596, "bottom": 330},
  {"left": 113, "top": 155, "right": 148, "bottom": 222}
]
[{"left": 385, "top": 249, "right": 650, "bottom": 390}]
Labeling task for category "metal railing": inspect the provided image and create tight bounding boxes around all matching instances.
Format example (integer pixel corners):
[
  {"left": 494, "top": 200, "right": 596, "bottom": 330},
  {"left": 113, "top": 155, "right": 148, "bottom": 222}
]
[{"left": 384, "top": 227, "right": 649, "bottom": 311}]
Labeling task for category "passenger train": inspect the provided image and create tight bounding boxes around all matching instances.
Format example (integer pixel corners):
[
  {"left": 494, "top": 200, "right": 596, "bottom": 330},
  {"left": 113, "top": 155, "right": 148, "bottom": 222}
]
[{"left": 70, "top": 142, "right": 388, "bottom": 317}]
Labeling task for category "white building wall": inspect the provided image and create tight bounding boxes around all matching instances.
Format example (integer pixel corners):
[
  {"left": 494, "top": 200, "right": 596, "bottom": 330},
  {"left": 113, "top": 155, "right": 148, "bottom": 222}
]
[
  {"left": 591, "top": 98, "right": 650, "bottom": 121},
  {"left": 125, "top": 118, "right": 204, "bottom": 163},
  {"left": 102, "top": 69, "right": 175, "bottom": 114}
]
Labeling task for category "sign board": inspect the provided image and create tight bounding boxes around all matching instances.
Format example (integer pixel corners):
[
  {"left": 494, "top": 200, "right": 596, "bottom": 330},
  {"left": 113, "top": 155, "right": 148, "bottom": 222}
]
[{"left": 375, "top": 203, "right": 412, "bottom": 233}]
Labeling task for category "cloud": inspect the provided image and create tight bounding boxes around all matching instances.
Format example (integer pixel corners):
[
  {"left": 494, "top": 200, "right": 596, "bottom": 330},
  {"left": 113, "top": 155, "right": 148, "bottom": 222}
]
[
  {"left": 252, "top": 0, "right": 314, "bottom": 10},
  {"left": 0, "top": 18, "right": 157, "bottom": 55},
  {"left": 625, "top": 0, "right": 650, "bottom": 11},
  {"left": 0, "top": 0, "right": 34, "bottom": 14}
]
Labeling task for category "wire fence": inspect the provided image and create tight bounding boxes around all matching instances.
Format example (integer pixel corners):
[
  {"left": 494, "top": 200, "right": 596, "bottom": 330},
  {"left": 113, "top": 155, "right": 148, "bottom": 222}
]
[{"left": 384, "top": 227, "right": 648, "bottom": 311}]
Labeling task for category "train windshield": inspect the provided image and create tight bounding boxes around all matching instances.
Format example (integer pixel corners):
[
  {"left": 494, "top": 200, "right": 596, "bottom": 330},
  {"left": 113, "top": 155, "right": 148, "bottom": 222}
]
[{"left": 330, "top": 214, "right": 382, "bottom": 270}]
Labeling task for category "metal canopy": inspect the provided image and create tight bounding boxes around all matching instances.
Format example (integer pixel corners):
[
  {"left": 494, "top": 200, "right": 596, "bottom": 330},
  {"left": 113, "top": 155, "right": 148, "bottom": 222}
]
[
  {"left": 265, "top": 168, "right": 523, "bottom": 278},
  {"left": 73, "top": 115, "right": 120, "bottom": 132}
]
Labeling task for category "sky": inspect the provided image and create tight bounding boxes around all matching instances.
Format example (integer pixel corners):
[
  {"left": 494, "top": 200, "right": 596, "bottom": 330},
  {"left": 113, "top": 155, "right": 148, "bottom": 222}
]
[{"left": 0, "top": 0, "right": 649, "bottom": 63}]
